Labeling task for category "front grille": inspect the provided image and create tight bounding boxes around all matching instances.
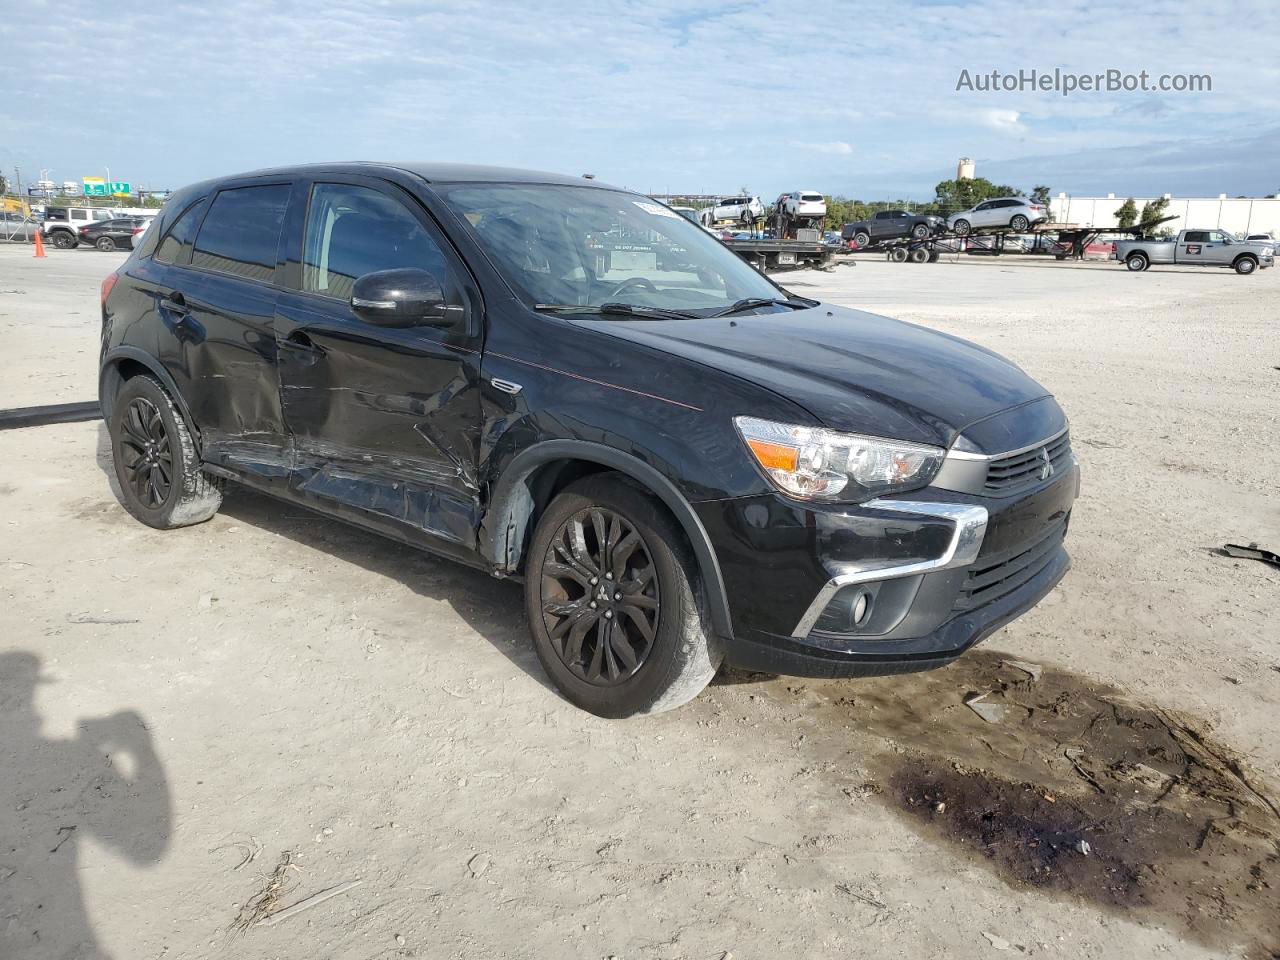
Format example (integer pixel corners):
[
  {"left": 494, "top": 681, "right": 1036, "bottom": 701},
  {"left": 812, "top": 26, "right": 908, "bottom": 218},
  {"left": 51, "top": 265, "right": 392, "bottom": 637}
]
[
  {"left": 953, "top": 518, "right": 1066, "bottom": 612},
  {"left": 983, "top": 431, "right": 1072, "bottom": 496}
]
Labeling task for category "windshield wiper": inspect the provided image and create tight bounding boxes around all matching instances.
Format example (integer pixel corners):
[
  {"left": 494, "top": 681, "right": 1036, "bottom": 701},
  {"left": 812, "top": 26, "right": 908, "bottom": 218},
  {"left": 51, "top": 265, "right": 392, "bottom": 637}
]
[
  {"left": 708, "top": 297, "right": 817, "bottom": 318},
  {"left": 534, "top": 302, "right": 698, "bottom": 321}
]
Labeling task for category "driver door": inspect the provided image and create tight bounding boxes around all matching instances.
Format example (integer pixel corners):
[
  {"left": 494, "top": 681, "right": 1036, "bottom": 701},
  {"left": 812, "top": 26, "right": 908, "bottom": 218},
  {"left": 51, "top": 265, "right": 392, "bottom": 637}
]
[{"left": 273, "top": 176, "right": 484, "bottom": 550}]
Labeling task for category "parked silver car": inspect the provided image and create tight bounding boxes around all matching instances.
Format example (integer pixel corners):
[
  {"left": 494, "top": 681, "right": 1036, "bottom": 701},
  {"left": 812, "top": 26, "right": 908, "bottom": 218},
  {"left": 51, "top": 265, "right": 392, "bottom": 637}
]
[
  {"left": 700, "top": 195, "right": 765, "bottom": 225},
  {"left": 948, "top": 197, "right": 1049, "bottom": 236},
  {"left": 0, "top": 211, "right": 40, "bottom": 242}
]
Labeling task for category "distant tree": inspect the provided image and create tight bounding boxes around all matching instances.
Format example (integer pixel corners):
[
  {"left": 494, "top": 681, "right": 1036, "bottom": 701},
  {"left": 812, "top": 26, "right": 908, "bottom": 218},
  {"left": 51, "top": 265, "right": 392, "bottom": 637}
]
[
  {"left": 1137, "top": 197, "right": 1170, "bottom": 226},
  {"left": 1114, "top": 197, "right": 1139, "bottom": 228},
  {"left": 1030, "top": 185, "right": 1052, "bottom": 206},
  {"left": 0, "top": 173, "right": 8, "bottom": 195},
  {"left": 933, "top": 177, "right": 1019, "bottom": 216}
]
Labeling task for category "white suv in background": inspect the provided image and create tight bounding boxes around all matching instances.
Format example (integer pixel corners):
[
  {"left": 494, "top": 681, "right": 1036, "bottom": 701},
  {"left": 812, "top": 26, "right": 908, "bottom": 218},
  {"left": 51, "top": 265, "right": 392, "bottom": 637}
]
[
  {"left": 701, "top": 195, "right": 764, "bottom": 224},
  {"left": 948, "top": 197, "right": 1049, "bottom": 236},
  {"left": 41, "top": 206, "right": 124, "bottom": 248},
  {"left": 778, "top": 191, "right": 827, "bottom": 219}
]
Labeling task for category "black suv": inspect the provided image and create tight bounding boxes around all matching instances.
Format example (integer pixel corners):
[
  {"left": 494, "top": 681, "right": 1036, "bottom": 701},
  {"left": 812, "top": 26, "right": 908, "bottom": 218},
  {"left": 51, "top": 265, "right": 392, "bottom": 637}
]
[{"left": 99, "top": 163, "right": 1079, "bottom": 718}]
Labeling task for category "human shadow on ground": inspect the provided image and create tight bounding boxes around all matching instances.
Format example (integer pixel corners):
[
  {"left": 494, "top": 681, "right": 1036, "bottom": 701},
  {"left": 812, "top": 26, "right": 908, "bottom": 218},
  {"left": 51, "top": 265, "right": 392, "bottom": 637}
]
[{"left": 0, "top": 651, "right": 171, "bottom": 960}]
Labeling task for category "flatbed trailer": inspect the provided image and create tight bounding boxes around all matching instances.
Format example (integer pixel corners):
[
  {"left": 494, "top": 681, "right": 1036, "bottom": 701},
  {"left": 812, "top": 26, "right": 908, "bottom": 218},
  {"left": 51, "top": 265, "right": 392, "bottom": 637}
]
[
  {"left": 720, "top": 236, "right": 834, "bottom": 271},
  {"left": 851, "top": 216, "right": 1182, "bottom": 264}
]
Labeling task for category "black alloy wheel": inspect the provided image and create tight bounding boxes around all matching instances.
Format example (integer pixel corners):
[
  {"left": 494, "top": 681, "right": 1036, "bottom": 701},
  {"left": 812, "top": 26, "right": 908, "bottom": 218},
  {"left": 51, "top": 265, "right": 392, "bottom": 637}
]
[
  {"left": 117, "top": 397, "right": 173, "bottom": 508},
  {"left": 539, "top": 506, "right": 660, "bottom": 685}
]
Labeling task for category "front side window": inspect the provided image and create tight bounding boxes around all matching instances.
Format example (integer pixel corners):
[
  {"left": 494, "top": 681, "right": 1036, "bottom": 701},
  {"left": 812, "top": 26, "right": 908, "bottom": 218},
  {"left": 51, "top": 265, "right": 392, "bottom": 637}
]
[
  {"left": 436, "top": 183, "right": 780, "bottom": 314},
  {"left": 191, "top": 184, "right": 290, "bottom": 282},
  {"left": 303, "top": 183, "right": 449, "bottom": 301}
]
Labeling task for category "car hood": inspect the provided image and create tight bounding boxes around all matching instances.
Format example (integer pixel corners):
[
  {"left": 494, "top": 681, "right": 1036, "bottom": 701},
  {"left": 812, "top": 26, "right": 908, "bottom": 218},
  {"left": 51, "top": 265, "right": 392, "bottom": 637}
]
[{"left": 597, "top": 304, "right": 1055, "bottom": 449}]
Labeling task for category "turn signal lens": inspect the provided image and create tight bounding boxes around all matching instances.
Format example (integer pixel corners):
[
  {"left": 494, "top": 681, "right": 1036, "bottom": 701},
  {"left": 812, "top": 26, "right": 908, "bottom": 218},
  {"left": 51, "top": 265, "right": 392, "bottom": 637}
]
[
  {"left": 734, "top": 416, "right": 944, "bottom": 501},
  {"left": 743, "top": 438, "right": 799, "bottom": 472},
  {"left": 100, "top": 272, "right": 118, "bottom": 306}
]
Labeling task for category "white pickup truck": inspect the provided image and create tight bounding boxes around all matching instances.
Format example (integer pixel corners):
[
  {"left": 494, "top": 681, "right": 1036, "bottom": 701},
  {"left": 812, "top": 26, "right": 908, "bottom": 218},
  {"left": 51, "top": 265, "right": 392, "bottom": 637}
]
[{"left": 1114, "top": 229, "right": 1274, "bottom": 275}]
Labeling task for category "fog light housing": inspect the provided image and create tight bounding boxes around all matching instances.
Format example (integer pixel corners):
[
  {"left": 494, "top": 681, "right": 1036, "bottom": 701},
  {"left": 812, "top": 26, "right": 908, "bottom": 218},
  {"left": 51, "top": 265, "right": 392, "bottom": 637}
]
[{"left": 851, "top": 591, "right": 871, "bottom": 626}]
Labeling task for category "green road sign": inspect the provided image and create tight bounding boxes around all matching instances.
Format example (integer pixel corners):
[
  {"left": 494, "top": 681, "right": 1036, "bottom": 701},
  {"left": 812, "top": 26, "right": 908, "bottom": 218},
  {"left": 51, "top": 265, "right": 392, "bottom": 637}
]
[
  {"left": 83, "top": 180, "right": 107, "bottom": 196},
  {"left": 109, "top": 182, "right": 131, "bottom": 196}
]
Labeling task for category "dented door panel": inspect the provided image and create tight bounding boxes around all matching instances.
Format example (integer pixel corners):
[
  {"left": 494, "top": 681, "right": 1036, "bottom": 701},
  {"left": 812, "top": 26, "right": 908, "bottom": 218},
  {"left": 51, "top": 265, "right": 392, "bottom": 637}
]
[{"left": 274, "top": 291, "right": 483, "bottom": 547}]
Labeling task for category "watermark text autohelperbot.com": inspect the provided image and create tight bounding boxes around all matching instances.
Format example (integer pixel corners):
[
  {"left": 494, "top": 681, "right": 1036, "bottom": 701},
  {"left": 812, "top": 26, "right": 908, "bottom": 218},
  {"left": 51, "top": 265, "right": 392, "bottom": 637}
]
[{"left": 956, "top": 68, "right": 1211, "bottom": 96}]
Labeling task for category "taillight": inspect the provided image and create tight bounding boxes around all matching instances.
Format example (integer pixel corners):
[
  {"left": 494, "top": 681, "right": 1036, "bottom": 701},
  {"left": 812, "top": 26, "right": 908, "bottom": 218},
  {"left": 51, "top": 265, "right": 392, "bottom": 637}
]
[
  {"left": 79, "top": 226, "right": 91, "bottom": 235},
  {"left": 101, "top": 272, "right": 119, "bottom": 305},
  {"left": 132, "top": 227, "right": 144, "bottom": 235}
]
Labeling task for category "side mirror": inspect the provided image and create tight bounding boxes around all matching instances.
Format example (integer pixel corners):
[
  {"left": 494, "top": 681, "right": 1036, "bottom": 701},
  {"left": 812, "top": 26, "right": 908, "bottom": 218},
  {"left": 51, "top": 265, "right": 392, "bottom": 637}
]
[{"left": 350, "top": 268, "right": 463, "bottom": 327}]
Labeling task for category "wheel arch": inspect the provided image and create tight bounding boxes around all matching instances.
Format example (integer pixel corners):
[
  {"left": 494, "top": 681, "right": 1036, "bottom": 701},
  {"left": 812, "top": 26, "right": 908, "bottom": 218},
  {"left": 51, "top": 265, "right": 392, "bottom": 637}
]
[
  {"left": 100, "top": 348, "right": 200, "bottom": 449},
  {"left": 1233, "top": 253, "right": 1259, "bottom": 269},
  {"left": 480, "top": 439, "right": 734, "bottom": 638}
]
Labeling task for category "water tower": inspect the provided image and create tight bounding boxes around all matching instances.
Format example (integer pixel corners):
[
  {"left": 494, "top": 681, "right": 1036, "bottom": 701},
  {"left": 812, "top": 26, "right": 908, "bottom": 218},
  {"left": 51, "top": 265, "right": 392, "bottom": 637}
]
[{"left": 957, "top": 157, "right": 975, "bottom": 180}]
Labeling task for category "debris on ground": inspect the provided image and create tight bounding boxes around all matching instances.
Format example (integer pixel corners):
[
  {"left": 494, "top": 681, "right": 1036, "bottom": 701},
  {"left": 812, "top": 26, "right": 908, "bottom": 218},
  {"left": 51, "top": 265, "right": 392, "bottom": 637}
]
[
  {"left": 257, "top": 879, "right": 364, "bottom": 928},
  {"left": 981, "top": 931, "right": 1013, "bottom": 950},
  {"left": 231, "top": 850, "right": 299, "bottom": 932},
  {"left": 1075, "top": 840, "right": 1091, "bottom": 856},
  {"left": 964, "top": 692, "right": 1008, "bottom": 724},
  {"left": 468, "top": 852, "right": 491, "bottom": 878},
  {"left": 210, "top": 836, "right": 263, "bottom": 870},
  {"left": 1002, "top": 659, "right": 1043, "bottom": 682},
  {"left": 1218, "top": 543, "right": 1280, "bottom": 570}
]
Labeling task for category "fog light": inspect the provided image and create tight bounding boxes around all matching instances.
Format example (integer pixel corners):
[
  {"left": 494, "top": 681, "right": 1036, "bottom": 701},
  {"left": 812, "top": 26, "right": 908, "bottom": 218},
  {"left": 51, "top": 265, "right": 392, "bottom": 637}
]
[{"left": 851, "top": 591, "right": 871, "bottom": 626}]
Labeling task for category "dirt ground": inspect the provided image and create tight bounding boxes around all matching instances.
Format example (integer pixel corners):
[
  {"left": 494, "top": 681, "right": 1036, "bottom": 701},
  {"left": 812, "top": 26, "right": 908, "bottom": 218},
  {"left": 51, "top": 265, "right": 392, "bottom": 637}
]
[{"left": 1, "top": 243, "right": 1278, "bottom": 960}]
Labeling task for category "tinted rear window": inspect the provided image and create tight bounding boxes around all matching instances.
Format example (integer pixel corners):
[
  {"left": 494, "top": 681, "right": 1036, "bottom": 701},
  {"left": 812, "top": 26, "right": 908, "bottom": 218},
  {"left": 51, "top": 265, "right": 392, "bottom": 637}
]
[
  {"left": 801, "top": 194, "right": 824, "bottom": 202},
  {"left": 154, "top": 199, "right": 208, "bottom": 264},
  {"left": 191, "top": 185, "right": 290, "bottom": 282}
]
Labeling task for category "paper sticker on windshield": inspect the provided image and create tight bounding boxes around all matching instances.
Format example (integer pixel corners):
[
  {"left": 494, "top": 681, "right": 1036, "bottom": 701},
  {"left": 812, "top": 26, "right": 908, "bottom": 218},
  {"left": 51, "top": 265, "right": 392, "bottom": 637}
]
[{"left": 633, "top": 201, "right": 680, "bottom": 219}]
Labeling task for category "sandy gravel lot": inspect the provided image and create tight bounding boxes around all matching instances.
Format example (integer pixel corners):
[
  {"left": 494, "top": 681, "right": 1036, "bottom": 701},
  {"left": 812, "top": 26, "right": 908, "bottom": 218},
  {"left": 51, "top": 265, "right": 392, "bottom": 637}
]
[{"left": 1, "top": 243, "right": 1278, "bottom": 959}]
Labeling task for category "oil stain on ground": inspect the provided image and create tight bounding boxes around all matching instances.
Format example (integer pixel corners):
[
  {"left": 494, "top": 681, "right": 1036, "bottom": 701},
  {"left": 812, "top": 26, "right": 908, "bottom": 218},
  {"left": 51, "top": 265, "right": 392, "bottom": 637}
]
[{"left": 776, "top": 651, "right": 1280, "bottom": 957}]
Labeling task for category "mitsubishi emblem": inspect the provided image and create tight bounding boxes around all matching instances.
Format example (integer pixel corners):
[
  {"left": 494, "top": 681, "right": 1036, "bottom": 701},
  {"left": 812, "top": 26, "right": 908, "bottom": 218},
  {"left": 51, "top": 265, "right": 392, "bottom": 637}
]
[{"left": 1039, "top": 447, "right": 1054, "bottom": 481}]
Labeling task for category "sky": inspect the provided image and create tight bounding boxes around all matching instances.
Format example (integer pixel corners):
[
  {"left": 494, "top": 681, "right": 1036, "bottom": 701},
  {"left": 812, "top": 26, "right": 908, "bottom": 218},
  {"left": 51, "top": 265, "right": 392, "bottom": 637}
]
[{"left": 2, "top": 0, "right": 1279, "bottom": 202}]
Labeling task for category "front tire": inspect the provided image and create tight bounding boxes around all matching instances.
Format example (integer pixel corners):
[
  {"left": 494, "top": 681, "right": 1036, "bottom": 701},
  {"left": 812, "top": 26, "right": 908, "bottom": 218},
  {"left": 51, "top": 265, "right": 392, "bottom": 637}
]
[
  {"left": 95, "top": 236, "right": 116, "bottom": 252},
  {"left": 1234, "top": 256, "right": 1258, "bottom": 275},
  {"left": 525, "top": 475, "right": 721, "bottom": 718},
  {"left": 109, "top": 375, "right": 223, "bottom": 529},
  {"left": 1126, "top": 252, "right": 1149, "bottom": 272},
  {"left": 911, "top": 222, "right": 930, "bottom": 240},
  {"left": 953, "top": 219, "right": 971, "bottom": 237}
]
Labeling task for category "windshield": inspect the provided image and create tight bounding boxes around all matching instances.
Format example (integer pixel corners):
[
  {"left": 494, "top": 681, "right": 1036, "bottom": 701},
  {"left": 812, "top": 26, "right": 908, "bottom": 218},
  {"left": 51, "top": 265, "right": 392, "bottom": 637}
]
[{"left": 435, "top": 183, "right": 780, "bottom": 313}]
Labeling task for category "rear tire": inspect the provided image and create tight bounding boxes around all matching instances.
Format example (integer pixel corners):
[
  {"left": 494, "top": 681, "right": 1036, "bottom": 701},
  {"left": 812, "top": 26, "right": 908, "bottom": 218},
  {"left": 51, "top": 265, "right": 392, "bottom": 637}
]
[
  {"left": 51, "top": 231, "right": 76, "bottom": 249},
  {"left": 95, "top": 236, "right": 116, "bottom": 252},
  {"left": 890, "top": 247, "right": 908, "bottom": 262},
  {"left": 1010, "top": 214, "right": 1029, "bottom": 232},
  {"left": 1126, "top": 252, "right": 1149, "bottom": 272},
  {"left": 953, "top": 219, "right": 971, "bottom": 237},
  {"left": 1234, "top": 256, "right": 1257, "bottom": 275},
  {"left": 525, "top": 475, "right": 722, "bottom": 718},
  {"left": 853, "top": 231, "right": 871, "bottom": 249},
  {"left": 908, "top": 247, "right": 929, "bottom": 263},
  {"left": 109, "top": 375, "right": 223, "bottom": 529}
]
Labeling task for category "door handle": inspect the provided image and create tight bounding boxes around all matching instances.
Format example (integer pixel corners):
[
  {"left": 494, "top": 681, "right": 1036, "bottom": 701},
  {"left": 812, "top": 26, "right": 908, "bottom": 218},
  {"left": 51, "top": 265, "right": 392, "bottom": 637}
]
[
  {"left": 283, "top": 330, "right": 326, "bottom": 357},
  {"left": 159, "top": 290, "right": 188, "bottom": 314}
]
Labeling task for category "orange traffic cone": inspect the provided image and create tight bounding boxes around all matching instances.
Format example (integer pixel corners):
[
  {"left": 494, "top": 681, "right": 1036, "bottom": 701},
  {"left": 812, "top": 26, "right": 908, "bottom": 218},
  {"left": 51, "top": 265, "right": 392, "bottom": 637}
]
[{"left": 33, "top": 229, "right": 46, "bottom": 258}]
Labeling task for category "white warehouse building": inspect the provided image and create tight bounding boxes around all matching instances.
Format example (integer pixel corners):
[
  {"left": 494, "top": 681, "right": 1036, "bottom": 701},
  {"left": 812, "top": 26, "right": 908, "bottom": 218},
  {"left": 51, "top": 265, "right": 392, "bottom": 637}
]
[{"left": 1050, "top": 193, "right": 1280, "bottom": 236}]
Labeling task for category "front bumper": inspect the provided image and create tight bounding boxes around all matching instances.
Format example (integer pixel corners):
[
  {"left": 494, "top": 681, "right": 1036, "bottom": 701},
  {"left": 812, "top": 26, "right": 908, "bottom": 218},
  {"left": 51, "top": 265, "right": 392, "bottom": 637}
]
[{"left": 695, "top": 463, "right": 1079, "bottom": 678}]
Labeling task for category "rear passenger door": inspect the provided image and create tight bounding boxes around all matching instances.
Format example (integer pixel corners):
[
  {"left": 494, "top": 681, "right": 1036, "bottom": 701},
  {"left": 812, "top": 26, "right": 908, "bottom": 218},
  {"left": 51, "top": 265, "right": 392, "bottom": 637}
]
[
  {"left": 273, "top": 176, "right": 484, "bottom": 551},
  {"left": 152, "top": 180, "right": 295, "bottom": 484}
]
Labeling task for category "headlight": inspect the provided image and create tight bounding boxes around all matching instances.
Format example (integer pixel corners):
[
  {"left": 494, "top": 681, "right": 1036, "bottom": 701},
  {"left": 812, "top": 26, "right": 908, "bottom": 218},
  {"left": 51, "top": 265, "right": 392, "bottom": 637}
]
[{"left": 734, "top": 416, "right": 944, "bottom": 501}]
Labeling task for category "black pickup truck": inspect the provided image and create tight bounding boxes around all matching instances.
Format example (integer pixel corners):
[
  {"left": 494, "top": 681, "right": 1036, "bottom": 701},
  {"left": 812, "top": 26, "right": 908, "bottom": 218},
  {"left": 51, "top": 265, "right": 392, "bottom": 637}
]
[{"left": 842, "top": 210, "right": 946, "bottom": 249}]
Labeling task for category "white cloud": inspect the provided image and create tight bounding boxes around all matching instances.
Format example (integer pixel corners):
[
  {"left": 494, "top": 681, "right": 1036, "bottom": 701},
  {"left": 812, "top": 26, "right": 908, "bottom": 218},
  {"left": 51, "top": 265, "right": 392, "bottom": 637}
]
[
  {"left": 981, "top": 108, "right": 1022, "bottom": 132},
  {"left": 792, "top": 141, "right": 854, "bottom": 155}
]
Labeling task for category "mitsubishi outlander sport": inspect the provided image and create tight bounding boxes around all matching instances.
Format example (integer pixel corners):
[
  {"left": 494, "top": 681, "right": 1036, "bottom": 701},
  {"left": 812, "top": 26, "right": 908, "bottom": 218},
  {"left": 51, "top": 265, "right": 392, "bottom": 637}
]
[{"left": 99, "top": 163, "right": 1079, "bottom": 718}]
